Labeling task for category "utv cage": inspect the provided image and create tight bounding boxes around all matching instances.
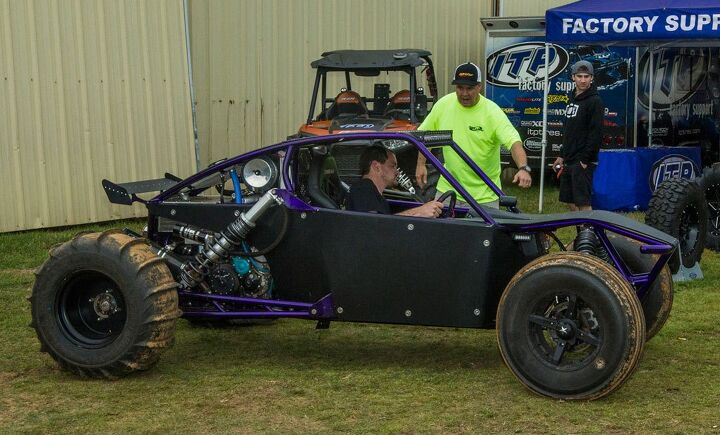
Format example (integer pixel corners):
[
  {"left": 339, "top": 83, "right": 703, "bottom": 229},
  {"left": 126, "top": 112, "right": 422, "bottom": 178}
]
[{"left": 307, "top": 49, "right": 438, "bottom": 125}]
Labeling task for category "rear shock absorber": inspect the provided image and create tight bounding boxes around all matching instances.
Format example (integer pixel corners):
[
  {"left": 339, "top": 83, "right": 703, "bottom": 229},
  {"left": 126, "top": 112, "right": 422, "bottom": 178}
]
[
  {"left": 574, "top": 226, "right": 598, "bottom": 255},
  {"left": 574, "top": 226, "right": 612, "bottom": 263},
  {"left": 179, "top": 189, "right": 283, "bottom": 289}
]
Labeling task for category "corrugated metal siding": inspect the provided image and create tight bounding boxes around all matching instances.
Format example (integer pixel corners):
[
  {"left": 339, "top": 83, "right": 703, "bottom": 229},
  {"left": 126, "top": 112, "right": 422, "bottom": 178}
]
[
  {"left": 0, "top": 0, "right": 195, "bottom": 232},
  {"left": 501, "top": 0, "right": 573, "bottom": 18},
  {"left": 189, "top": 0, "right": 493, "bottom": 165}
]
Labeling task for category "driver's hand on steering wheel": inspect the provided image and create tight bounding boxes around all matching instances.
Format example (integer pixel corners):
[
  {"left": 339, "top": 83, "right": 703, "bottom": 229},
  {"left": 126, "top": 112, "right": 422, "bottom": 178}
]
[
  {"left": 397, "top": 200, "right": 443, "bottom": 218},
  {"left": 417, "top": 200, "right": 443, "bottom": 218}
]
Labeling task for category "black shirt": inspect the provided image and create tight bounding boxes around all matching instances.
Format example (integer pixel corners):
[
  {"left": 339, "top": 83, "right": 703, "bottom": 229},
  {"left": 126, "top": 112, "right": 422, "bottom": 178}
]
[
  {"left": 562, "top": 84, "right": 603, "bottom": 165},
  {"left": 346, "top": 178, "right": 391, "bottom": 214}
]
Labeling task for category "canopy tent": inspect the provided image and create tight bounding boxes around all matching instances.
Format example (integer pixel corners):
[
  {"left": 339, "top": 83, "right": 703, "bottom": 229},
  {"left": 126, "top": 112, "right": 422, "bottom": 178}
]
[
  {"left": 534, "top": 0, "right": 720, "bottom": 211},
  {"left": 546, "top": 0, "right": 720, "bottom": 47}
]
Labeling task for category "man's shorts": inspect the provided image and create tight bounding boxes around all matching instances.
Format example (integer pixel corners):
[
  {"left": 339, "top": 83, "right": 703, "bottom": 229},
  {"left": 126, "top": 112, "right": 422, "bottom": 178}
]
[{"left": 559, "top": 163, "right": 595, "bottom": 207}]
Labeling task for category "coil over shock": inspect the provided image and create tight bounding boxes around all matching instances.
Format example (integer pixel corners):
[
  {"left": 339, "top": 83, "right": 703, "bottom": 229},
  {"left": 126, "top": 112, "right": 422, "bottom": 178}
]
[
  {"left": 573, "top": 226, "right": 611, "bottom": 263},
  {"left": 179, "top": 189, "right": 283, "bottom": 289}
]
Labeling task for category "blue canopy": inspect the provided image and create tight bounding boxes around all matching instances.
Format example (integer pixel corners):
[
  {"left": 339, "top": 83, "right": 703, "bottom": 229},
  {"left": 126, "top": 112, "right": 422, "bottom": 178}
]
[{"left": 546, "top": 0, "right": 720, "bottom": 46}]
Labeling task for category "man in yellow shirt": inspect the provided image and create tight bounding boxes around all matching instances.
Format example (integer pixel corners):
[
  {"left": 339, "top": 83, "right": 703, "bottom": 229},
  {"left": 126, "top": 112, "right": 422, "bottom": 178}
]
[{"left": 416, "top": 62, "right": 532, "bottom": 208}]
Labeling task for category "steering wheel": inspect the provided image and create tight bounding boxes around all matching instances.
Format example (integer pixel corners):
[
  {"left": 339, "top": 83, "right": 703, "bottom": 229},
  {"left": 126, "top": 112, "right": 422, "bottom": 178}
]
[{"left": 437, "top": 191, "right": 456, "bottom": 218}]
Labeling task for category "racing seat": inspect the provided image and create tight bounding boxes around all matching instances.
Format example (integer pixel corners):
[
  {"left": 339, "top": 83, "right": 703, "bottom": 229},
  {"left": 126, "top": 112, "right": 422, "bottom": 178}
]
[
  {"left": 307, "top": 147, "right": 345, "bottom": 209},
  {"left": 324, "top": 90, "right": 369, "bottom": 119},
  {"left": 383, "top": 89, "right": 412, "bottom": 119}
]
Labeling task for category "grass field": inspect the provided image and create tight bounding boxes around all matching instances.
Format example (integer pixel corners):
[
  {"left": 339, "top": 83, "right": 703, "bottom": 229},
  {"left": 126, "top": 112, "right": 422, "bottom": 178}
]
[{"left": 1, "top": 184, "right": 719, "bottom": 433}]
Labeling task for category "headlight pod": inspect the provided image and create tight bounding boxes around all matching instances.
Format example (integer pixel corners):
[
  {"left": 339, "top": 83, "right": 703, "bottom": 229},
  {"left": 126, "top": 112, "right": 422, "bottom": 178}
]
[{"left": 242, "top": 157, "right": 278, "bottom": 192}]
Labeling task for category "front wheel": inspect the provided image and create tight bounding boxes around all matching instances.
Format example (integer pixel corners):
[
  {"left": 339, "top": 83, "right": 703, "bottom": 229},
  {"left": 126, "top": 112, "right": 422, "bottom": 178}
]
[
  {"left": 30, "top": 231, "right": 181, "bottom": 378},
  {"left": 497, "top": 252, "right": 645, "bottom": 400}
]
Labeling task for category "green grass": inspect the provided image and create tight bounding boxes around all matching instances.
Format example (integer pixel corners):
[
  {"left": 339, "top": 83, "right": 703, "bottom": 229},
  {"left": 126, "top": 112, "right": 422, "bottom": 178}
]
[{"left": 1, "top": 186, "right": 719, "bottom": 433}]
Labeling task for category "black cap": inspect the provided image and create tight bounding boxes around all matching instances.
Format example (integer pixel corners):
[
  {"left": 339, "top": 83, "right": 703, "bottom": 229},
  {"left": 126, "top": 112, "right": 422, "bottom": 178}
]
[{"left": 452, "top": 62, "right": 482, "bottom": 86}]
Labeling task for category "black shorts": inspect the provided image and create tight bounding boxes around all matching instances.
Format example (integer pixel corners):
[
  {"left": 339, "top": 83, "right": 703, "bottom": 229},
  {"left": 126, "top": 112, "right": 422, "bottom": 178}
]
[{"left": 559, "top": 163, "right": 594, "bottom": 207}]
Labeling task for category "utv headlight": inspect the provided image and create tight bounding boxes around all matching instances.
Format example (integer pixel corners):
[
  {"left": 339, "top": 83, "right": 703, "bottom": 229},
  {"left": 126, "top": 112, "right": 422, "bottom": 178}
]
[{"left": 242, "top": 157, "right": 278, "bottom": 192}]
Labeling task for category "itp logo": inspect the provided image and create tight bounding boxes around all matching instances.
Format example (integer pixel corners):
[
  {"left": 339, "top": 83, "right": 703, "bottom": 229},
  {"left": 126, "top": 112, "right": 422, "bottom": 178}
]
[
  {"left": 638, "top": 48, "right": 709, "bottom": 111},
  {"left": 649, "top": 155, "right": 699, "bottom": 191},
  {"left": 486, "top": 42, "right": 569, "bottom": 87}
]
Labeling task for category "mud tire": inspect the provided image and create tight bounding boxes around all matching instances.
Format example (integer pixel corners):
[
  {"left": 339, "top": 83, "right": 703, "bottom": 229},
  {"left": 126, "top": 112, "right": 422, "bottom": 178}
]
[
  {"left": 701, "top": 165, "right": 720, "bottom": 251},
  {"left": 646, "top": 178, "right": 707, "bottom": 272},
  {"left": 497, "top": 252, "right": 645, "bottom": 400},
  {"left": 30, "top": 231, "right": 181, "bottom": 378},
  {"left": 607, "top": 235, "right": 673, "bottom": 340}
]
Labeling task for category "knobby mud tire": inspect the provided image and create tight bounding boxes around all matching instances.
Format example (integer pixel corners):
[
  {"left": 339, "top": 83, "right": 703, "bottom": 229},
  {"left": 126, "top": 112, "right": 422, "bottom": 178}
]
[
  {"left": 30, "top": 230, "right": 181, "bottom": 379},
  {"left": 497, "top": 252, "right": 645, "bottom": 400},
  {"left": 701, "top": 165, "right": 720, "bottom": 252},
  {"left": 646, "top": 178, "right": 707, "bottom": 272}
]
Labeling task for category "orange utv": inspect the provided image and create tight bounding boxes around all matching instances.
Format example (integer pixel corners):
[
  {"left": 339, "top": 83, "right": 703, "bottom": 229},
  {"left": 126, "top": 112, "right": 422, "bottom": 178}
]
[{"left": 296, "top": 49, "right": 438, "bottom": 137}]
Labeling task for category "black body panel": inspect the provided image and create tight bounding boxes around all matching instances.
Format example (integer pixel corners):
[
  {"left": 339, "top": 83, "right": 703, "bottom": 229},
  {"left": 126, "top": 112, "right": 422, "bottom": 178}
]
[{"left": 251, "top": 208, "right": 538, "bottom": 328}]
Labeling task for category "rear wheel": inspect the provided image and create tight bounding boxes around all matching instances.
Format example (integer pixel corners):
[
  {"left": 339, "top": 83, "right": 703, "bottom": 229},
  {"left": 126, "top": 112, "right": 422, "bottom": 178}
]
[
  {"left": 497, "top": 252, "right": 645, "bottom": 400},
  {"left": 30, "top": 231, "right": 180, "bottom": 378},
  {"left": 607, "top": 235, "right": 673, "bottom": 340}
]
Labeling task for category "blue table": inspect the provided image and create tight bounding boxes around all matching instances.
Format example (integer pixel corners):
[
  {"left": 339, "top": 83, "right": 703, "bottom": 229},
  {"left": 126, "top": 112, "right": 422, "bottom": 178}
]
[{"left": 592, "top": 147, "right": 701, "bottom": 211}]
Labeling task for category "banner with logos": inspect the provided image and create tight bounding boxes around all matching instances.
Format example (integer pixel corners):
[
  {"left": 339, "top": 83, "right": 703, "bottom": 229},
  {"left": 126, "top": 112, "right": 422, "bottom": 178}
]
[
  {"left": 635, "top": 47, "right": 720, "bottom": 166},
  {"left": 484, "top": 36, "right": 635, "bottom": 170}
]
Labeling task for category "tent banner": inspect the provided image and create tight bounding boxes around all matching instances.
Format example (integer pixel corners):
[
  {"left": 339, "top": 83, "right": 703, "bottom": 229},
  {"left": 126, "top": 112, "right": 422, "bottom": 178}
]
[{"left": 547, "top": 10, "right": 720, "bottom": 44}]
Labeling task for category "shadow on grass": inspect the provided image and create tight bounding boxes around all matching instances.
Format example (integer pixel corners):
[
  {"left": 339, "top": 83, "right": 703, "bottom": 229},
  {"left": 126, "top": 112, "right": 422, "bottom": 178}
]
[{"left": 167, "top": 319, "right": 503, "bottom": 373}]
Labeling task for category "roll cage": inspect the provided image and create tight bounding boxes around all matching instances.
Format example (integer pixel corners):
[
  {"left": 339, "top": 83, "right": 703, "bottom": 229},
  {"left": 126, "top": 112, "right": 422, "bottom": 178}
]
[{"left": 131, "top": 131, "right": 677, "bottom": 298}]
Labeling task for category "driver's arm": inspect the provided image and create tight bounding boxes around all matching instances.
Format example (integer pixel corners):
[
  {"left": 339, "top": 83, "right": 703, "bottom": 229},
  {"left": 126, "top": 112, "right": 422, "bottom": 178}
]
[{"left": 396, "top": 200, "right": 443, "bottom": 218}]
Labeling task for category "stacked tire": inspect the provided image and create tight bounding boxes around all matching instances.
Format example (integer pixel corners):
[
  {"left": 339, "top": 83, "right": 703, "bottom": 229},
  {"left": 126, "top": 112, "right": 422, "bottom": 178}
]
[
  {"left": 645, "top": 178, "right": 707, "bottom": 273},
  {"left": 700, "top": 165, "right": 720, "bottom": 251}
]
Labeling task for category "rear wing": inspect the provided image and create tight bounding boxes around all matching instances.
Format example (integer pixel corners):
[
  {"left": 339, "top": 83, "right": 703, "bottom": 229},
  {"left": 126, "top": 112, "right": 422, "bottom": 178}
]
[{"left": 102, "top": 173, "right": 182, "bottom": 205}]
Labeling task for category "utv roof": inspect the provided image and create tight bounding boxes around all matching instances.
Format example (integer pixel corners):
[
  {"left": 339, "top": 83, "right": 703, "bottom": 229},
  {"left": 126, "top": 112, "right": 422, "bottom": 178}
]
[{"left": 311, "top": 49, "right": 432, "bottom": 71}]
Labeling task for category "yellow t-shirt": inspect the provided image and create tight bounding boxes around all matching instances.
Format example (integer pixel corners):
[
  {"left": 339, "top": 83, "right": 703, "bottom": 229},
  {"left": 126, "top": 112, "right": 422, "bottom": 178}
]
[{"left": 419, "top": 93, "right": 520, "bottom": 204}]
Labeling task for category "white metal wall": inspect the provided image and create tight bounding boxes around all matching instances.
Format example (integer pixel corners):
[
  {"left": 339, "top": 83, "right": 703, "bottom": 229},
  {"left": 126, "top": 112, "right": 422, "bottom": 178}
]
[
  {"left": 0, "top": 0, "right": 195, "bottom": 232},
  {"left": 189, "top": 0, "right": 493, "bottom": 165},
  {"left": 500, "top": 0, "right": 573, "bottom": 18}
]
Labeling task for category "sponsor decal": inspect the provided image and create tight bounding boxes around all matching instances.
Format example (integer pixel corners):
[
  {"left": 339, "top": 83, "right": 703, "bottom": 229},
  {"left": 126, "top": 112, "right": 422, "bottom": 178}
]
[
  {"left": 486, "top": 42, "right": 569, "bottom": 88},
  {"left": 469, "top": 125, "right": 484, "bottom": 132},
  {"left": 520, "top": 120, "right": 563, "bottom": 128},
  {"left": 527, "top": 128, "right": 561, "bottom": 137},
  {"left": 339, "top": 123, "right": 376, "bottom": 129},
  {"left": 649, "top": 154, "right": 699, "bottom": 191},
  {"left": 547, "top": 108, "right": 567, "bottom": 116},
  {"left": 520, "top": 120, "right": 545, "bottom": 127},
  {"left": 502, "top": 107, "right": 521, "bottom": 114},
  {"left": 516, "top": 96, "right": 542, "bottom": 102},
  {"left": 524, "top": 107, "right": 541, "bottom": 115},
  {"left": 523, "top": 137, "right": 542, "bottom": 151},
  {"left": 638, "top": 48, "right": 709, "bottom": 110},
  {"left": 547, "top": 94, "right": 569, "bottom": 105}
]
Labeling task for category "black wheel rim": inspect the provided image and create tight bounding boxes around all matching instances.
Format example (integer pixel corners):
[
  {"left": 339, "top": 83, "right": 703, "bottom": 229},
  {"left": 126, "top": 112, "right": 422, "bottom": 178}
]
[
  {"left": 706, "top": 183, "right": 720, "bottom": 237},
  {"left": 57, "top": 271, "right": 127, "bottom": 348},
  {"left": 527, "top": 293, "right": 603, "bottom": 369},
  {"left": 680, "top": 205, "right": 700, "bottom": 255}
]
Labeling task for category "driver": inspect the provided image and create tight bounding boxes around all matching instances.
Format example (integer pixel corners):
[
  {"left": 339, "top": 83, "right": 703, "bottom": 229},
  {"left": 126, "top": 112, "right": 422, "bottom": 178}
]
[{"left": 347, "top": 145, "right": 443, "bottom": 218}]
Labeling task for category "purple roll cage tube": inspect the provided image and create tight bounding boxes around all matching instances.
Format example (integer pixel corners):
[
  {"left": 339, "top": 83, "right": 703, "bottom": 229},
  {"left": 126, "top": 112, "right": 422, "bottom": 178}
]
[{"left": 149, "top": 132, "right": 675, "bottom": 320}]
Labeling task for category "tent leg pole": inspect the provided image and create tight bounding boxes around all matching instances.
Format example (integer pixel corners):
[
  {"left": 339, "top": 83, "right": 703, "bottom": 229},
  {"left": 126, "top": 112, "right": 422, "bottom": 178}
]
[{"left": 539, "top": 43, "right": 550, "bottom": 213}]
